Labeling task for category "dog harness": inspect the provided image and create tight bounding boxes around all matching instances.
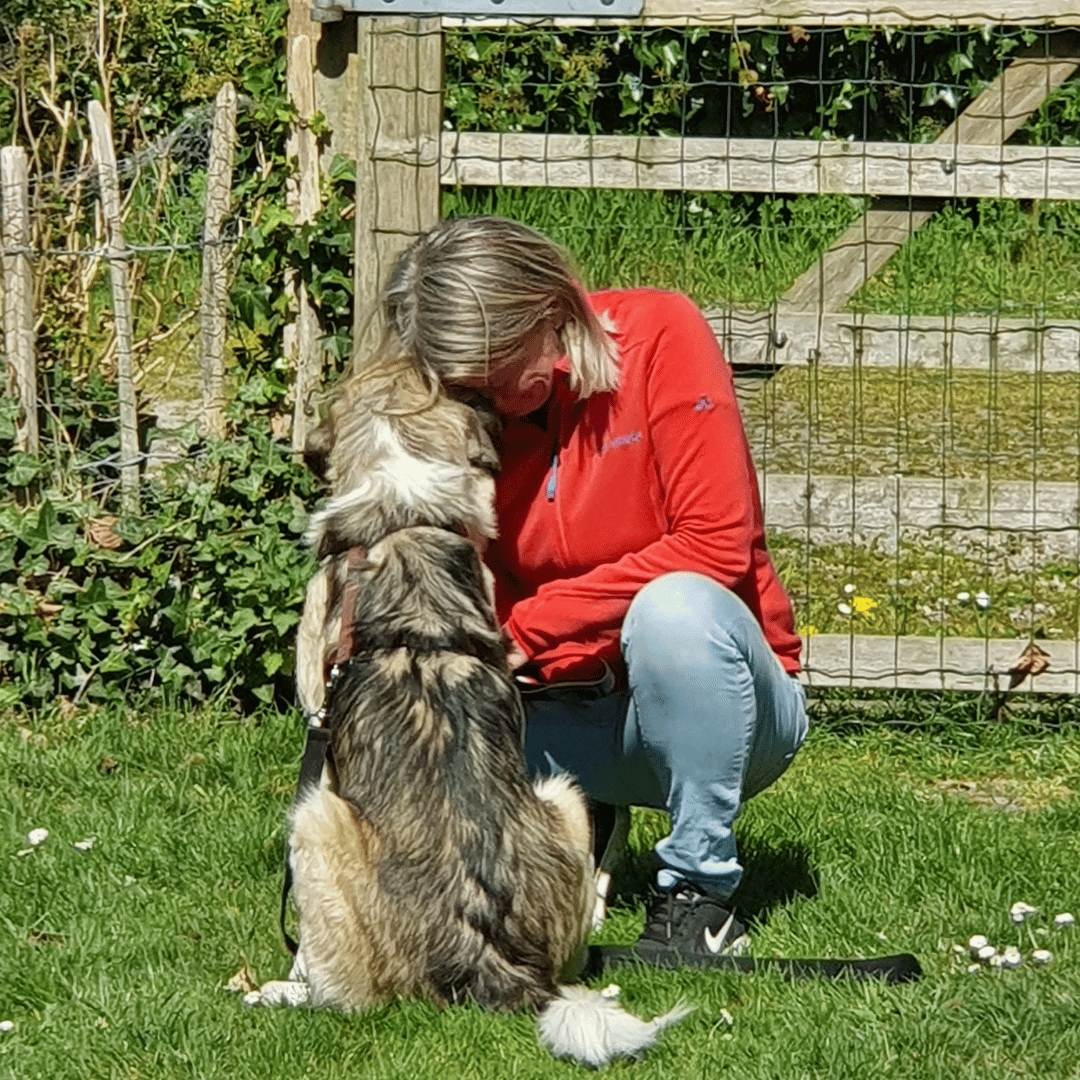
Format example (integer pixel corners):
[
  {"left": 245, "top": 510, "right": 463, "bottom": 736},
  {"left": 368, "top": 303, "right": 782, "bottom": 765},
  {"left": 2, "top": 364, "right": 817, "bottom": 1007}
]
[{"left": 280, "top": 546, "right": 367, "bottom": 956}]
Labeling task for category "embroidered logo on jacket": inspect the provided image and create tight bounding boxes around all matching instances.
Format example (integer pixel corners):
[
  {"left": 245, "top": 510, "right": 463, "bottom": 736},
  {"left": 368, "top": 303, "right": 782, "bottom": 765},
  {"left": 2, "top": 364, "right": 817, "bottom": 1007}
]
[
  {"left": 601, "top": 430, "right": 643, "bottom": 455},
  {"left": 694, "top": 396, "right": 714, "bottom": 412}
]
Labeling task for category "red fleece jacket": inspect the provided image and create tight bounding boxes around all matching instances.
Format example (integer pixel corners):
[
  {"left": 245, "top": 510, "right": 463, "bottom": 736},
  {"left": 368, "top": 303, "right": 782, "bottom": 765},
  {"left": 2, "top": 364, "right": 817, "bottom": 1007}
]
[{"left": 489, "top": 288, "right": 802, "bottom": 683}]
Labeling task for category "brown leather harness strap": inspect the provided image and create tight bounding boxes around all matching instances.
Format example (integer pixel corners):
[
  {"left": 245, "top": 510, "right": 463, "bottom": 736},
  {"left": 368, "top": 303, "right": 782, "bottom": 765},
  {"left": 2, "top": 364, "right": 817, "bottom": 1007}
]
[{"left": 328, "top": 545, "right": 368, "bottom": 678}]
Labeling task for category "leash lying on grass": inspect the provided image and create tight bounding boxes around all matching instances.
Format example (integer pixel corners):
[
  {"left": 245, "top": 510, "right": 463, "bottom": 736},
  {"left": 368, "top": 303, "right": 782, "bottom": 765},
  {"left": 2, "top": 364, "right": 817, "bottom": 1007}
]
[{"left": 588, "top": 946, "right": 922, "bottom": 984}]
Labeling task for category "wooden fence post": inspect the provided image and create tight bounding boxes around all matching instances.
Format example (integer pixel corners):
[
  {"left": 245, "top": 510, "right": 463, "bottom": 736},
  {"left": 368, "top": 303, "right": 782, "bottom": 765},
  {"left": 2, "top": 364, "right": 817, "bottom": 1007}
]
[
  {"left": 285, "top": 14, "right": 324, "bottom": 452},
  {"left": 1, "top": 145, "right": 37, "bottom": 454},
  {"left": 88, "top": 100, "right": 139, "bottom": 514},
  {"left": 353, "top": 16, "right": 443, "bottom": 362},
  {"left": 200, "top": 81, "right": 238, "bottom": 440}
]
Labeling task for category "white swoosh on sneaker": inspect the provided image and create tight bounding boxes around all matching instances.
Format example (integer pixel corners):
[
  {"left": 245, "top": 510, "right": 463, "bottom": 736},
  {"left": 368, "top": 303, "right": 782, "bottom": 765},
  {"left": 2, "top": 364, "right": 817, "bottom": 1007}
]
[{"left": 704, "top": 914, "right": 736, "bottom": 954}]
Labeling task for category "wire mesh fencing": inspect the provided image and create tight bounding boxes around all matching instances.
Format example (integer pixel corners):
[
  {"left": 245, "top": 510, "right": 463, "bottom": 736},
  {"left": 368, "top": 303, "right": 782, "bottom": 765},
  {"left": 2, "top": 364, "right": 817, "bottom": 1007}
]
[
  {"left": 0, "top": 86, "right": 253, "bottom": 493},
  {"left": 425, "top": 15, "right": 1080, "bottom": 691},
  {"left": 5, "top": 11, "right": 1080, "bottom": 696}
]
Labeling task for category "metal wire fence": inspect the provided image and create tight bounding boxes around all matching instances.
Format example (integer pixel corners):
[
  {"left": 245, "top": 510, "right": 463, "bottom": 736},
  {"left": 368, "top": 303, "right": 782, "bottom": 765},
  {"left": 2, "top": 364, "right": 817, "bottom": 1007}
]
[
  {"left": 1, "top": 87, "right": 248, "bottom": 480},
  {"left": 5, "top": 8, "right": 1080, "bottom": 694},
  {"left": 419, "top": 13, "right": 1080, "bottom": 691}
]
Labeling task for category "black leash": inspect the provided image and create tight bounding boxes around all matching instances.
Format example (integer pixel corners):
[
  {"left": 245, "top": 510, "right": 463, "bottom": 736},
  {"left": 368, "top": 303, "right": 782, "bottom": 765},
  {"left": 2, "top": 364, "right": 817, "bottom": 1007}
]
[
  {"left": 280, "top": 547, "right": 367, "bottom": 956},
  {"left": 279, "top": 723, "right": 334, "bottom": 956},
  {"left": 588, "top": 945, "right": 922, "bottom": 984}
]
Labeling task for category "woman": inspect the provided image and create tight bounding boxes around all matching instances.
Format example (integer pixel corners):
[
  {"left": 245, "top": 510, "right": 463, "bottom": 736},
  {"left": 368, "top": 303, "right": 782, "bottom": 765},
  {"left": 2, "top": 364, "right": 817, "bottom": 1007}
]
[{"left": 382, "top": 215, "right": 808, "bottom": 964}]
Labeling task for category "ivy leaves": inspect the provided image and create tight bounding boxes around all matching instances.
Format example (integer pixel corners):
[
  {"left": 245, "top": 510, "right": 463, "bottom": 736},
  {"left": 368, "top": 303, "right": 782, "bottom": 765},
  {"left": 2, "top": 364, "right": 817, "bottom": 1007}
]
[
  {"left": 444, "top": 25, "right": 1080, "bottom": 144},
  {"left": 0, "top": 376, "right": 319, "bottom": 712}
]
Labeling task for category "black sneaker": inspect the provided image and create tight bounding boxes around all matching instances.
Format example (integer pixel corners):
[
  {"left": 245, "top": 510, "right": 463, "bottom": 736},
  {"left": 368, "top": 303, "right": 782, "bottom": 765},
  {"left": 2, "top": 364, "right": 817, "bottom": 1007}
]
[{"left": 616, "top": 884, "right": 749, "bottom": 968}]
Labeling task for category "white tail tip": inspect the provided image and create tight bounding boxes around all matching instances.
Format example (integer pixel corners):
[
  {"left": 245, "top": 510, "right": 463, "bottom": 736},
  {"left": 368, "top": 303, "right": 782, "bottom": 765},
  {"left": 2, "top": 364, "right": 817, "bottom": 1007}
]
[{"left": 537, "top": 985, "right": 691, "bottom": 1068}]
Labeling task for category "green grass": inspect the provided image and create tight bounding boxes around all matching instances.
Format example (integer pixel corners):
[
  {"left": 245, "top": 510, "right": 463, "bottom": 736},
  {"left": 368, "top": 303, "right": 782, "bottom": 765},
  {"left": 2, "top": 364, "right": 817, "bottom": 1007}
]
[
  {"left": 771, "top": 535, "right": 1079, "bottom": 641},
  {"left": 741, "top": 368, "right": 1080, "bottom": 484},
  {"left": 444, "top": 188, "right": 1080, "bottom": 319},
  {"left": 4, "top": 703, "right": 1080, "bottom": 1078}
]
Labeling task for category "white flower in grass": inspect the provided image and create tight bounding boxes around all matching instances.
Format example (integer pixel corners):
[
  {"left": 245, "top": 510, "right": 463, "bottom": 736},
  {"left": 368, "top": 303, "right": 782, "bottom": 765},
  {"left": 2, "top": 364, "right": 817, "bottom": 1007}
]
[
  {"left": 0, "top": 1021, "right": 13, "bottom": 1034},
  {"left": 843, "top": 583, "right": 856, "bottom": 594},
  {"left": 975, "top": 591, "right": 991, "bottom": 609},
  {"left": 838, "top": 603, "right": 852, "bottom": 616},
  {"left": 1009, "top": 901, "right": 1037, "bottom": 923},
  {"left": 1032, "top": 949, "right": 1053, "bottom": 964},
  {"left": 957, "top": 591, "right": 971, "bottom": 603},
  {"left": 1054, "top": 912, "right": 1075, "bottom": 928},
  {"left": 967, "top": 934, "right": 988, "bottom": 956},
  {"left": 26, "top": 828, "right": 48, "bottom": 847},
  {"left": 977, "top": 944, "right": 997, "bottom": 962},
  {"left": 73, "top": 838, "right": 95, "bottom": 853},
  {"left": 1001, "top": 946, "right": 1023, "bottom": 969}
]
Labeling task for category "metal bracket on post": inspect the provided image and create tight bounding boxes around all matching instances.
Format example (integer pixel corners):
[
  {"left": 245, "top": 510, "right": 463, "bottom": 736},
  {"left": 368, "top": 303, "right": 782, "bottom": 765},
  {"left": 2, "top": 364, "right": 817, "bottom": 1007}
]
[{"left": 311, "top": 0, "right": 641, "bottom": 19}]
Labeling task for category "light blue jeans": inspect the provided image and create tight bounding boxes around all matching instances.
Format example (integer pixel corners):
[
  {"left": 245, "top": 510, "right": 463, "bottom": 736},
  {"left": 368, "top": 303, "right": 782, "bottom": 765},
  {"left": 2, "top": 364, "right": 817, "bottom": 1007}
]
[{"left": 522, "top": 572, "right": 809, "bottom": 900}]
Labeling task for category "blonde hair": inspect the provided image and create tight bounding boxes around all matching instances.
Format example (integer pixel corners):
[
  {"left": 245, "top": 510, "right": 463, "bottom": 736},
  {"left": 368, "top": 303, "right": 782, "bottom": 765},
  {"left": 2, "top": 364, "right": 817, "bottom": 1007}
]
[{"left": 379, "top": 216, "right": 619, "bottom": 399}]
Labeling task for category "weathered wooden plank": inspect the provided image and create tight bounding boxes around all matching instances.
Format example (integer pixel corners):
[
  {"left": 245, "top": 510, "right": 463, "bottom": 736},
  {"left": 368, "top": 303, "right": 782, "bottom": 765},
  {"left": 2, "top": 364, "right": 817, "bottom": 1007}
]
[
  {"left": 759, "top": 473, "right": 1080, "bottom": 559},
  {"left": 88, "top": 101, "right": 139, "bottom": 514},
  {"left": 0, "top": 145, "right": 36, "bottom": 454},
  {"left": 781, "top": 34, "right": 1080, "bottom": 311},
  {"left": 200, "top": 82, "right": 237, "bottom": 441},
  {"left": 800, "top": 634, "right": 1079, "bottom": 693},
  {"left": 354, "top": 16, "right": 442, "bottom": 360},
  {"left": 286, "top": 17, "right": 325, "bottom": 451},
  {"left": 440, "top": 132, "right": 1080, "bottom": 201},
  {"left": 309, "top": 12, "right": 360, "bottom": 170},
  {"left": 708, "top": 311, "right": 1080, "bottom": 375}
]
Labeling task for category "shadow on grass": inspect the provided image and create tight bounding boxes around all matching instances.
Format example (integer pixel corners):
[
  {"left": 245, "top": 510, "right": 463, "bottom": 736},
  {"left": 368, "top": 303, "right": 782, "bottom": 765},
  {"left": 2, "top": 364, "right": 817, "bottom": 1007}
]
[
  {"left": 610, "top": 832, "right": 818, "bottom": 926},
  {"left": 728, "top": 838, "right": 818, "bottom": 926}
]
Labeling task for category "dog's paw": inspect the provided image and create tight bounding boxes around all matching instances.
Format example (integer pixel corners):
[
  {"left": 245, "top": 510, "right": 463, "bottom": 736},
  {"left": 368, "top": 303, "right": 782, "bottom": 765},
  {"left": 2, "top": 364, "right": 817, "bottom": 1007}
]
[{"left": 244, "top": 980, "right": 312, "bottom": 1009}]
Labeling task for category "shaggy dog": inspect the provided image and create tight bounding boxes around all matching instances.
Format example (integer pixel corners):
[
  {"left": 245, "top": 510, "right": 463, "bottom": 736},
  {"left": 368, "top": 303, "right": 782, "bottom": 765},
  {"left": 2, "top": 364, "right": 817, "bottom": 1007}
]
[{"left": 262, "top": 358, "right": 687, "bottom": 1067}]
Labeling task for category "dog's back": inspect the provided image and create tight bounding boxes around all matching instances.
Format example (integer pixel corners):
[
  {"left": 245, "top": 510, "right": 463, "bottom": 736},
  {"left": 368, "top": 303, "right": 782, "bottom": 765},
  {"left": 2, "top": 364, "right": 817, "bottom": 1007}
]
[{"left": 291, "top": 527, "right": 593, "bottom": 1013}]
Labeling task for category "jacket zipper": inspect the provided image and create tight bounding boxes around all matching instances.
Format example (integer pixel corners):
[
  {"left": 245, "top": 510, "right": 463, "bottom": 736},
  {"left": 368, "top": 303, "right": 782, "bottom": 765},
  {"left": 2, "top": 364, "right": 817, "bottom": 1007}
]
[{"left": 545, "top": 402, "right": 561, "bottom": 502}]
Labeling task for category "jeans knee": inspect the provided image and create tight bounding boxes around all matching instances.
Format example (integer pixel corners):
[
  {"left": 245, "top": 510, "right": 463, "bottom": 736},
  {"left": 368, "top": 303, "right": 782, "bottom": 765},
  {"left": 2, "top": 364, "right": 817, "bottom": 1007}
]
[
  {"left": 623, "top": 573, "right": 747, "bottom": 676},
  {"left": 625, "top": 573, "right": 737, "bottom": 643}
]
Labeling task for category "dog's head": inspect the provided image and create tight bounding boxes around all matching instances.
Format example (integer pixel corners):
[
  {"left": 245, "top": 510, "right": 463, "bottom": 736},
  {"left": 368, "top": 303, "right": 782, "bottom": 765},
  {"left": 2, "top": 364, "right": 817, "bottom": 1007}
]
[{"left": 303, "top": 360, "right": 501, "bottom": 559}]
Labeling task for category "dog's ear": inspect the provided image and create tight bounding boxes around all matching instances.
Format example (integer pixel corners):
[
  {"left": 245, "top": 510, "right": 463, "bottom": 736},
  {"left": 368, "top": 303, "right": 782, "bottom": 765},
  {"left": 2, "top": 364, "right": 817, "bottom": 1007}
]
[
  {"left": 447, "top": 388, "right": 502, "bottom": 475},
  {"left": 303, "top": 416, "right": 335, "bottom": 482},
  {"left": 468, "top": 402, "right": 501, "bottom": 475}
]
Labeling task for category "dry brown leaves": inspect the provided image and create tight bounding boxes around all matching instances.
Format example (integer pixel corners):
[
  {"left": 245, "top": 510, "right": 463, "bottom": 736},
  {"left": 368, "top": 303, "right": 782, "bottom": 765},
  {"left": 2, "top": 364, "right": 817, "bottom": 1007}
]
[
  {"left": 923, "top": 776, "right": 1074, "bottom": 814},
  {"left": 87, "top": 516, "right": 123, "bottom": 550}
]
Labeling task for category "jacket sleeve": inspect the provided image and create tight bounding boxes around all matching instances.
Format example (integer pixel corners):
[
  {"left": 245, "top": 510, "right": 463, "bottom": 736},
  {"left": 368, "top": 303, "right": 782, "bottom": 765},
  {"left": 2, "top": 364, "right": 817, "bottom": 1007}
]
[{"left": 504, "top": 293, "right": 766, "bottom": 680}]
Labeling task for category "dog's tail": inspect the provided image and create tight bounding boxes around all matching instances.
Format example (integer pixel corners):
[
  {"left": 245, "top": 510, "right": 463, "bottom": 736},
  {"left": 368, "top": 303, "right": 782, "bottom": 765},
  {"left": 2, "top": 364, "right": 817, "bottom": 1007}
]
[{"left": 536, "top": 985, "right": 691, "bottom": 1069}]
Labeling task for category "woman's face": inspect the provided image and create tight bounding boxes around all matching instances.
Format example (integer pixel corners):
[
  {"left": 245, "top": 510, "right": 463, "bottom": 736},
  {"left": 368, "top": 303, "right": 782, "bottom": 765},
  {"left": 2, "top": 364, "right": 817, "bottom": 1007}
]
[{"left": 458, "top": 323, "right": 562, "bottom": 419}]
